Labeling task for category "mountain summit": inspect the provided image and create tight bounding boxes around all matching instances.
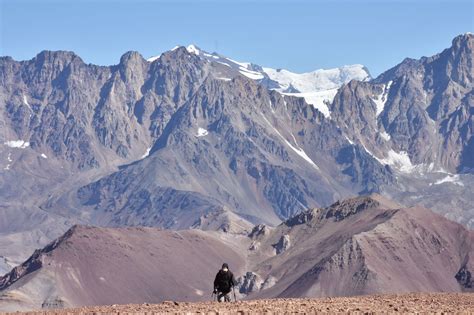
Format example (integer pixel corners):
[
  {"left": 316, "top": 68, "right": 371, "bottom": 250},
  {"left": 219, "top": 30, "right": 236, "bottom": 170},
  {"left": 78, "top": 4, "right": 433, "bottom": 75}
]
[
  {"left": 148, "top": 44, "right": 371, "bottom": 117},
  {"left": 0, "top": 34, "right": 472, "bottom": 282}
]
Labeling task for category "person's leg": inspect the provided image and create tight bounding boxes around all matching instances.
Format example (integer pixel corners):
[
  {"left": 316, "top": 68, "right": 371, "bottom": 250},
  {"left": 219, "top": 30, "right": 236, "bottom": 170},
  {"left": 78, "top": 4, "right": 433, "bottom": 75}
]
[
  {"left": 224, "top": 293, "right": 231, "bottom": 302},
  {"left": 217, "top": 292, "right": 224, "bottom": 302}
]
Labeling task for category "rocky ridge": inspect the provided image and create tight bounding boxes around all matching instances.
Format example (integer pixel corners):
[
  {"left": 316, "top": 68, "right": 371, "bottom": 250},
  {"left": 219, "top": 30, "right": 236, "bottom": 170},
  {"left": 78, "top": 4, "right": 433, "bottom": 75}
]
[{"left": 0, "top": 195, "right": 472, "bottom": 311}]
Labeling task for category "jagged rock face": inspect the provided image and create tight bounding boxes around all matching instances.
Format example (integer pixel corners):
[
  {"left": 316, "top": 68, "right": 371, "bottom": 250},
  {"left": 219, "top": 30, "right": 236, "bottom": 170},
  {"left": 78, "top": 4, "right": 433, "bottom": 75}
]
[
  {"left": 331, "top": 34, "right": 473, "bottom": 173},
  {"left": 273, "top": 235, "right": 291, "bottom": 254},
  {"left": 455, "top": 266, "right": 473, "bottom": 291},
  {"left": 0, "top": 48, "right": 208, "bottom": 169},
  {"left": 64, "top": 75, "right": 392, "bottom": 227},
  {"left": 260, "top": 276, "right": 278, "bottom": 290},
  {"left": 249, "top": 224, "right": 268, "bottom": 239},
  {"left": 238, "top": 272, "right": 263, "bottom": 294},
  {"left": 1, "top": 46, "right": 392, "bottom": 234}
]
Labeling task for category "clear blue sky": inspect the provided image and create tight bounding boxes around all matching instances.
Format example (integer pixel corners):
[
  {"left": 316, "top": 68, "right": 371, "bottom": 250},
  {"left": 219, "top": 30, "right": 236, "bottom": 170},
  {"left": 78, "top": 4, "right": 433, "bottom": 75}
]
[{"left": 1, "top": 0, "right": 472, "bottom": 76}]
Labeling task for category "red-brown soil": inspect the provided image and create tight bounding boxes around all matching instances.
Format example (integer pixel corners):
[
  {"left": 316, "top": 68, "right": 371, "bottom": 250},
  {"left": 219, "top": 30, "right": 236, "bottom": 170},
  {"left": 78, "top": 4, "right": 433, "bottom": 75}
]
[{"left": 8, "top": 293, "right": 474, "bottom": 315}]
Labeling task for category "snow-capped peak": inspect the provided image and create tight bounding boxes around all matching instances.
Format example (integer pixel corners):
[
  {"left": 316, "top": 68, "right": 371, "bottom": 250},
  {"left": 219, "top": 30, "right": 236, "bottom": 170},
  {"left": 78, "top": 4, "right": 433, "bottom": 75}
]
[
  {"left": 146, "top": 44, "right": 371, "bottom": 118},
  {"left": 147, "top": 44, "right": 202, "bottom": 62},
  {"left": 262, "top": 65, "right": 371, "bottom": 118},
  {"left": 186, "top": 44, "right": 201, "bottom": 55},
  {"left": 147, "top": 54, "right": 161, "bottom": 62}
]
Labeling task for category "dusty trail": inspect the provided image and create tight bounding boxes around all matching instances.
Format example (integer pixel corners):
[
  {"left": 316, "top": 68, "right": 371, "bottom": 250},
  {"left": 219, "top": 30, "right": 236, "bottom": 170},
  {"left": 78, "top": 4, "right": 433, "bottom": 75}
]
[{"left": 7, "top": 293, "right": 474, "bottom": 314}]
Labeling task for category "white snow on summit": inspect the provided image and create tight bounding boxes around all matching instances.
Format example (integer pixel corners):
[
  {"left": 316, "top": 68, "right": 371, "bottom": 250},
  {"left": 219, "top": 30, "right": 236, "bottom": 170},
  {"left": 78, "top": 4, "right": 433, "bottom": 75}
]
[
  {"left": 147, "top": 54, "right": 161, "bottom": 62},
  {"left": 186, "top": 44, "right": 201, "bottom": 56},
  {"left": 263, "top": 65, "right": 370, "bottom": 93},
  {"left": 282, "top": 89, "right": 338, "bottom": 118},
  {"left": 148, "top": 44, "right": 371, "bottom": 118},
  {"left": 147, "top": 46, "right": 181, "bottom": 62},
  {"left": 263, "top": 65, "right": 371, "bottom": 118}
]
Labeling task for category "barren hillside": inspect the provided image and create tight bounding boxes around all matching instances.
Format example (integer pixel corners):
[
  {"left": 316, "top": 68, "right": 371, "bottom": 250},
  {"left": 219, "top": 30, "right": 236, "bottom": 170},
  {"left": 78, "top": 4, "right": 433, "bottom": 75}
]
[{"left": 1, "top": 195, "right": 472, "bottom": 311}]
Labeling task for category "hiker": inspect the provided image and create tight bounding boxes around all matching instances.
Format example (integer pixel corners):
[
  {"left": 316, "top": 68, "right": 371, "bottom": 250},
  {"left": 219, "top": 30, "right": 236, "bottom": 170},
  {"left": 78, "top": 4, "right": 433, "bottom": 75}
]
[{"left": 213, "top": 263, "right": 236, "bottom": 302}]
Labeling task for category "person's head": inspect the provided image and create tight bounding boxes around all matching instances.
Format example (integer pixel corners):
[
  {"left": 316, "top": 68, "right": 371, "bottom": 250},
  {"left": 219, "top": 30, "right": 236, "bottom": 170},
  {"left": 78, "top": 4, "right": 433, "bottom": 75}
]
[{"left": 222, "top": 263, "right": 229, "bottom": 271}]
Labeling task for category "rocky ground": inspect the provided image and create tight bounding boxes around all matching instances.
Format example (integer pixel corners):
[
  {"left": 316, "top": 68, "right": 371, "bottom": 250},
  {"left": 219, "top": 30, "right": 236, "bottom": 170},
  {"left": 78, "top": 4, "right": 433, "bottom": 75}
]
[{"left": 6, "top": 293, "right": 474, "bottom": 314}]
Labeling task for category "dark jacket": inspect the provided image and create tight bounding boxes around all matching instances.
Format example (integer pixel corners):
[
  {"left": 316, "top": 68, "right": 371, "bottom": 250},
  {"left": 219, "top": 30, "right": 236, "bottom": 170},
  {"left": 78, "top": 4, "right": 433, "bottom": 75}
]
[{"left": 214, "top": 269, "right": 236, "bottom": 293}]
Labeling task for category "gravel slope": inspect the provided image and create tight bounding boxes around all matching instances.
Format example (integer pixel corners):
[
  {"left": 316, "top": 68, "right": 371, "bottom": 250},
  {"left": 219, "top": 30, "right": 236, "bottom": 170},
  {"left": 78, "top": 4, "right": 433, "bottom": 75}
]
[{"left": 7, "top": 293, "right": 474, "bottom": 314}]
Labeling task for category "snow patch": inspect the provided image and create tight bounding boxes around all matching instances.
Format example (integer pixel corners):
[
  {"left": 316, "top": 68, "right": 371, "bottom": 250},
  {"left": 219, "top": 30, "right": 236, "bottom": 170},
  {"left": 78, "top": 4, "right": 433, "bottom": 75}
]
[
  {"left": 345, "top": 135, "right": 354, "bottom": 145},
  {"left": 372, "top": 81, "right": 393, "bottom": 117},
  {"left": 4, "top": 152, "right": 12, "bottom": 171},
  {"left": 23, "top": 95, "right": 29, "bottom": 106},
  {"left": 283, "top": 89, "right": 337, "bottom": 118},
  {"left": 147, "top": 45, "right": 182, "bottom": 62},
  {"left": 4, "top": 140, "right": 30, "bottom": 149},
  {"left": 434, "top": 174, "right": 464, "bottom": 186},
  {"left": 239, "top": 69, "right": 264, "bottom": 80},
  {"left": 212, "top": 55, "right": 264, "bottom": 80},
  {"left": 41, "top": 153, "right": 47, "bottom": 159},
  {"left": 285, "top": 139, "right": 319, "bottom": 170},
  {"left": 141, "top": 147, "right": 152, "bottom": 159},
  {"left": 147, "top": 55, "right": 161, "bottom": 62},
  {"left": 260, "top": 114, "right": 319, "bottom": 170},
  {"left": 216, "top": 77, "right": 232, "bottom": 81},
  {"left": 196, "top": 127, "right": 209, "bottom": 137},
  {"left": 186, "top": 44, "right": 200, "bottom": 55},
  {"left": 22, "top": 94, "right": 33, "bottom": 117},
  {"left": 360, "top": 142, "right": 380, "bottom": 161},
  {"left": 379, "top": 131, "right": 391, "bottom": 141},
  {"left": 379, "top": 150, "right": 415, "bottom": 173},
  {"left": 225, "top": 57, "right": 251, "bottom": 69}
]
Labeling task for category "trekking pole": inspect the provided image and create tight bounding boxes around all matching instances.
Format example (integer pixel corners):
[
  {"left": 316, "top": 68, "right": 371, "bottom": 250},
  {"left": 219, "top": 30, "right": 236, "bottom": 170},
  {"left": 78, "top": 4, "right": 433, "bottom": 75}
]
[{"left": 233, "top": 286, "right": 237, "bottom": 302}]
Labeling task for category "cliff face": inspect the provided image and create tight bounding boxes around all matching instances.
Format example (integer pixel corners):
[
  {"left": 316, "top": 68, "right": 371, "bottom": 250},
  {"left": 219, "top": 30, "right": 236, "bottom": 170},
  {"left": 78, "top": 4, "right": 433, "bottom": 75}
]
[{"left": 331, "top": 34, "right": 473, "bottom": 173}]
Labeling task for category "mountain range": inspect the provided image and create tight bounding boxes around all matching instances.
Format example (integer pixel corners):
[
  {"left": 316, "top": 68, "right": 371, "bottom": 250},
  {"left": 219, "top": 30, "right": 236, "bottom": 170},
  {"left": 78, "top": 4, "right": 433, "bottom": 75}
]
[
  {"left": 0, "top": 33, "right": 473, "bottom": 310},
  {"left": 0, "top": 195, "right": 472, "bottom": 310}
]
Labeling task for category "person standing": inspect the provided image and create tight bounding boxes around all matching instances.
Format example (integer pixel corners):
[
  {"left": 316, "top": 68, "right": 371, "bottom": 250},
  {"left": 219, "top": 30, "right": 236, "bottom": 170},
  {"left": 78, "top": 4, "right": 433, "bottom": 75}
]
[{"left": 213, "top": 263, "right": 236, "bottom": 302}]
